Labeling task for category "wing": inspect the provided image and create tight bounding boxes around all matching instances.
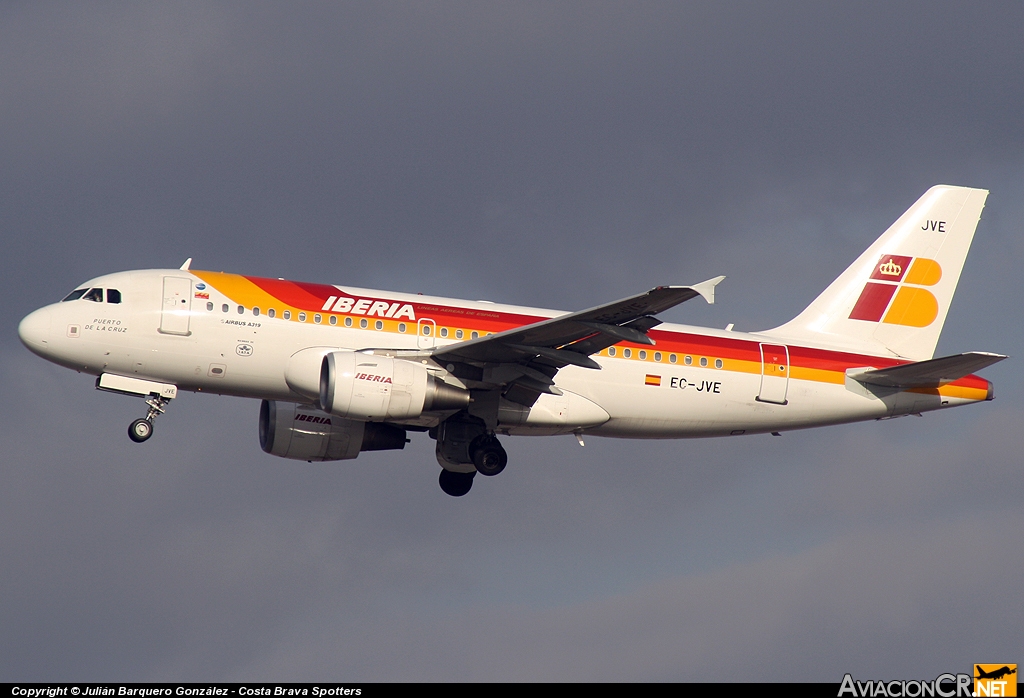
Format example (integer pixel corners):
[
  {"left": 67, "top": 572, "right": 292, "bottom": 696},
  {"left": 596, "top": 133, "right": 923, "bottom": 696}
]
[
  {"left": 431, "top": 276, "right": 725, "bottom": 406},
  {"left": 848, "top": 351, "right": 1007, "bottom": 389}
]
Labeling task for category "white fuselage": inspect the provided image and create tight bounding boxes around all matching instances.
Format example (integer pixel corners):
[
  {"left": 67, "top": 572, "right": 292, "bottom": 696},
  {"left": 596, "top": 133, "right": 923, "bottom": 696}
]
[{"left": 18, "top": 269, "right": 991, "bottom": 440}]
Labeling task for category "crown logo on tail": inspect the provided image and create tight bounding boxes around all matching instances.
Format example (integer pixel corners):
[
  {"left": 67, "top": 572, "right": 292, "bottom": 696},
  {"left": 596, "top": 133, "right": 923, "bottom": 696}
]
[{"left": 878, "top": 258, "right": 902, "bottom": 276}]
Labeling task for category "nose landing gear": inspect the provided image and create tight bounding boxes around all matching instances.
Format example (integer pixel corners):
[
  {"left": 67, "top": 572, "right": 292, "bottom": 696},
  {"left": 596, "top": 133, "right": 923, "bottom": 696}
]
[
  {"left": 128, "top": 418, "right": 153, "bottom": 442},
  {"left": 127, "top": 394, "right": 171, "bottom": 443}
]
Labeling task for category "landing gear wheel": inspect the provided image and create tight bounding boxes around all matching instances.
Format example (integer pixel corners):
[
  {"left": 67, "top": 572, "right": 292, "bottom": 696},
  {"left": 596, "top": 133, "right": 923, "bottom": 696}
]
[
  {"left": 470, "top": 434, "right": 507, "bottom": 477},
  {"left": 128, "top": 418, "right": 153, "bottom": 443},
  {"left": 439, "top": 469, "right": 475, "bottom": 497}
]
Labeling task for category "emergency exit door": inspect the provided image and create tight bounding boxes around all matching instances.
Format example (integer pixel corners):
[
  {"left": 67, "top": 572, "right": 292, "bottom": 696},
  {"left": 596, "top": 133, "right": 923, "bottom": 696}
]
[
  {"left": 417, "top": 318, "right": 436, "bottom": 349},
  {"left": 159, "top": 276, "right": 193, "bottom": 336},
  {"left": 758, "top": 343, "right": 789, "bottom": 404}
]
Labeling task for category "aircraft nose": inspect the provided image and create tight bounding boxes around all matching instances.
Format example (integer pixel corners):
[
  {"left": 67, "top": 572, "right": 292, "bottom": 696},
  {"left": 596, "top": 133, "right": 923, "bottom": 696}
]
[{"left": 18, "top": 307, "right": 52, "bottom": 354}]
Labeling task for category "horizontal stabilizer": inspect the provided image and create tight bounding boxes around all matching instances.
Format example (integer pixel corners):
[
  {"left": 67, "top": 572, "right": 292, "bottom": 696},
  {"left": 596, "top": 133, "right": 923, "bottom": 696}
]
[{"left": 847, "top": 351, "right": 1006, "bottom": 389}]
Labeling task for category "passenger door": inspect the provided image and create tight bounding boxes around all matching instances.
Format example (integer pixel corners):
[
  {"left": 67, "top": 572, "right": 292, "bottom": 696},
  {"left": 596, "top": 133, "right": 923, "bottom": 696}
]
[
  {"left": 758, "top": 343, "right": 789, "bottom": 404},
  {"left": 159, "top": 276, "right": 193, "bottom": 336}
]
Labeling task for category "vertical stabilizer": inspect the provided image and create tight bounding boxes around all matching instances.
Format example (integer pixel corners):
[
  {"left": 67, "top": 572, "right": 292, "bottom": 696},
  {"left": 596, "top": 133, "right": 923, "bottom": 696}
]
[{"left": 763, "top": 186, "right": 988, "bottom": 360}]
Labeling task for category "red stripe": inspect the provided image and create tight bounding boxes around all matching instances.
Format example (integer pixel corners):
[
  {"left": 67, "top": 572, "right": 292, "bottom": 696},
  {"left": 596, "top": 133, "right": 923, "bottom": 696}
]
[
  {"left": 239, "top": 274, "right": 990, "bottom": 391},
  {"left": 247, "top": 277, "right": 338, "bottom": 309},
  {"left": 408, "top": 304, "right": 541, "bottom": 331}
]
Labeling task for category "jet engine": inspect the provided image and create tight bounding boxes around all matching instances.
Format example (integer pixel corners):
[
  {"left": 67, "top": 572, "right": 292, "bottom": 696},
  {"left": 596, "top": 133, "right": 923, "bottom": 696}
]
[
  {"left": 259, "top": 400, "right": 407, "bottom": 462},
  {"left": 318, "top": 351, "right": 469, "bottom": 420}
]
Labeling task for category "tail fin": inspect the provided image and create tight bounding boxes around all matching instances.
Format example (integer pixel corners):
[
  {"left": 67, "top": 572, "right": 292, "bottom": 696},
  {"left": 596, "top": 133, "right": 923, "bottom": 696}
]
[{"left": 764, "top": 185, "right": 988, "bottom": 360}]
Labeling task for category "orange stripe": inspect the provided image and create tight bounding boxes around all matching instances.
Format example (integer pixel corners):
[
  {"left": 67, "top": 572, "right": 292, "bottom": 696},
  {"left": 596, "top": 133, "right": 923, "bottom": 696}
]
[{"left": 195, "top": 271, "right": 994, "bottom": 401}]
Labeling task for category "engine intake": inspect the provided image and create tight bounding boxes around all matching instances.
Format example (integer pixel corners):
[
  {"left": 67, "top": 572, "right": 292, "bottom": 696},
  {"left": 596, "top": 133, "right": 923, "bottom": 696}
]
[{"left": 319, "top": 352, "right": 469, "bottom": 420}]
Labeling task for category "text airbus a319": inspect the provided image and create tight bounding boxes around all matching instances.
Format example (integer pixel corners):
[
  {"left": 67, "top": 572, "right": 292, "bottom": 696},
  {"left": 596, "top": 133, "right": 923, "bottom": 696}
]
[{"left": 19, "top": 186, "right": 1005, "bottom": 496}]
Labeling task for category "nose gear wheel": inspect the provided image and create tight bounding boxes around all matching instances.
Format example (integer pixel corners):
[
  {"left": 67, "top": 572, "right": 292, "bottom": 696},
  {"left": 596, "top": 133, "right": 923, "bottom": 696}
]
[
  {"left": 128, "top": 418, "right": 153, "bottom": 443},
  {"left": 127, "top": 395, "right": 171, "bottom": 443}
]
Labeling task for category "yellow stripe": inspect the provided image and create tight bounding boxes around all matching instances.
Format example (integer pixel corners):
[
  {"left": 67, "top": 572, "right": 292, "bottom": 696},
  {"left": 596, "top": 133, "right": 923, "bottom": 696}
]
[
  {"left": 790, "top": 365, "right": 846, "bottom": 385},
  {"left": 192, "top": 271, "right": 989, "bottom": 403},
  {"left": 934, "top": 384, "right": 988, "bottom": 400},
  {"left": 193, "top": 271, "right": 285, "bottom": 311}
]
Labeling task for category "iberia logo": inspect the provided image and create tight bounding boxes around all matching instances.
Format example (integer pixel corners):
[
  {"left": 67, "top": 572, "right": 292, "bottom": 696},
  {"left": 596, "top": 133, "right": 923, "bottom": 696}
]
[
  {"left": 975, "top": 664, "right": 1017, "bottom": 697},
  {"left": 849, "top": 254, "right": 942, "bottom": 327}
]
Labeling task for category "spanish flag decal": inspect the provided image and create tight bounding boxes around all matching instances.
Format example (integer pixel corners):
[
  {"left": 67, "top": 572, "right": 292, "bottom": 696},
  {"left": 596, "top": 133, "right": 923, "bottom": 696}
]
[{"left": 645, "top": 374, "right": 661, "bottom": 386}]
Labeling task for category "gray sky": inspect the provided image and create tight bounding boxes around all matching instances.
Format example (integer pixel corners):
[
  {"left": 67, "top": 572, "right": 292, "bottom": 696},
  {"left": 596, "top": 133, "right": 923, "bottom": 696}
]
[{"left": 2, "top": 1, "right": 1021, "bottom": 681}]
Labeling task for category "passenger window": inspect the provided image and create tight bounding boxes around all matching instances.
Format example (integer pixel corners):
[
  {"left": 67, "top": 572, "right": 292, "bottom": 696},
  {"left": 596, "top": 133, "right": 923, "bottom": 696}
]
[
  {"left": 253, "top": 307, "right": 260, "bottom": 317},
  {"left": 62, "top": 289, "right": 87, "bottom": 302},
  {"left": 623, "top": 348, "right": 632, "bottom": 358},
  {"left": 222, "top": 304, "right": 229, "bottom": 313},
  {"left": 471, "top": 331, "right": 479, "bottom": 339},
  {"left": 456, "top": 329, "right": 464, "bottom": 339},
  {"left": 206, "top": 302, "right": 214, "bottom": 311},
  {"left": 608, "top": 347, "right": 616, "bottom": 357},
  {"left": 639, "top": 350, "right": 647, "bottom": 360},
  {"left": 345, "top": 317, "right": 352, "bottom": 327},
  {"left": 375, "top": 320, "right": 383, "bottom": 330},
  {"left": 440, "top": 327, "right": 448, "bottom": 338},
  {"left": 314, "top": 314, "right": 322, "bottom": 324},
  {"left": 299, "top": 312, "right": 306, "bottom": 322},
  {"left": 283, "top": 310, "right": 291, "bottom": 320},
  {"left": 106, "top": 289, "right": 122, "bottom": 304},
  {"left": 329, "top": 315, "right": 337, "bottom": 325},
  {"left": 83, "top": 288, "right": 103, "bottom": 302},
  {"left": 268, "top": 309, "right": 276, "bottom": 318},
  {"left": 237, "top": 305, "right": 244, "bottom": 314},
  {"left": 359, "top": 318, "right": 368, "bottom": 329},
  {"left": 654, "top": 352, "right": 662, "bottom": 362},
  {"left": 398, "top": 323, "right": 407, "bottom": 333}
]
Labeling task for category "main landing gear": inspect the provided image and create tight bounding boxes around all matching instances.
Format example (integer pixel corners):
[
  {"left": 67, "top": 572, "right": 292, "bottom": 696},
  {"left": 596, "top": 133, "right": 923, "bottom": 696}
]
[
  {"left": 436, "top": 436, "right": 508, "bottom": 497},
  {"left": 128, "top": 395, "right": 171, "bottom": 443},
  {"left": 438, "top": 469, "right": 475, "bottom": 497},
  {"left": 436, "top": 435, "right": 508, "bottom": 497},
  {"left": 469, "top": 434, "right": 507, "bottom": 476},
  {"left": 433, "top": 413, "right": 509, "bottom": 496}
]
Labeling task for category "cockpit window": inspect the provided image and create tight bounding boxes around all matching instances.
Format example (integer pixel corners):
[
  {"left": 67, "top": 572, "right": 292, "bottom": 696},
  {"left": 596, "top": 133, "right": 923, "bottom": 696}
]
[
  {"left": 62, "top": 289, "right": 87, "bottom": 302},
  {"left": 83, "top": 288, "right": 104, "bottom": 302},
  {"left": 106, "top": 289, "right": 121, "bottom": 304}
]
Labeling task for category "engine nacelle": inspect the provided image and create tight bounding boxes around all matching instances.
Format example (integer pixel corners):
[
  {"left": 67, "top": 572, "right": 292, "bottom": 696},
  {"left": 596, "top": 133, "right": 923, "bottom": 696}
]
[
  {"left": 319, "top": 351, "right": 469, "bottom": 420},
  {"left": 259, "top": 400, "right": 407, "bottom": 462}
]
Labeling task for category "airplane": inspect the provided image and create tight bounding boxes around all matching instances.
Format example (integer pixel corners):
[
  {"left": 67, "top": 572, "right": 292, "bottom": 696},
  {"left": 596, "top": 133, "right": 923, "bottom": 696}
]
[
  {"left": 975, "top": 666, "right": 1016, "bottom": 681},
  {"left": 18, "top": 185, "right": 1006, "bottom": 496}
]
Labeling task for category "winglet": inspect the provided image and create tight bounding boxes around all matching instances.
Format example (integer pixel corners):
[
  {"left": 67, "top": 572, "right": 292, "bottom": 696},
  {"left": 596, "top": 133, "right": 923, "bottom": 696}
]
[
  {"left": 690, "top": 275, "right": 725, "bottom": 305},
  {"left": 179, "top": 257, "right": 193, "bottom": 271}
]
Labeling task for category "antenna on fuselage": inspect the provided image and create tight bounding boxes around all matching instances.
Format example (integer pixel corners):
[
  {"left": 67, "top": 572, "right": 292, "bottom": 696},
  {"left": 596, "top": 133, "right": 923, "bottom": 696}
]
[{"left": 179, "top": 258, "right": 193, "bottom": 270}]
